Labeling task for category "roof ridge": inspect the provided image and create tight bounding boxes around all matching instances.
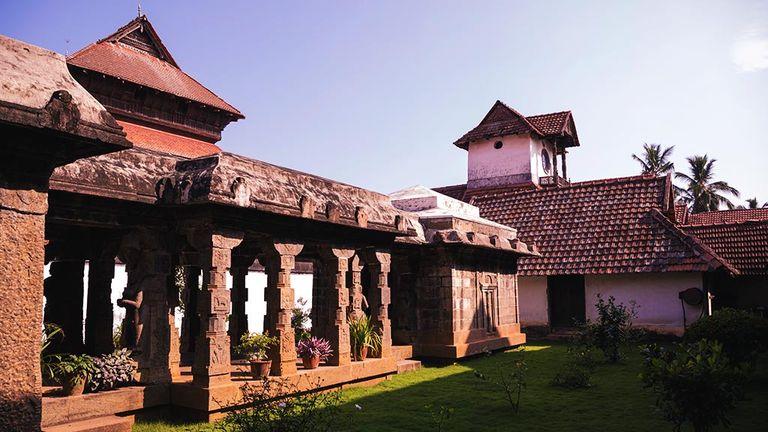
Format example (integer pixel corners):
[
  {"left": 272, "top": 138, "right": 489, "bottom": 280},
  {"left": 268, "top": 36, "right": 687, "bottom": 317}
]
[
  {"left": 467, "top": 174, "right": 663, "bottom": 200},
  {"left": 92, "top": 15, "right": 179, "bottom": 68},
  {"left": 648, "top": 208, "right": 738, "bottom": 275},
  {"left": 686, "top": 218, "right": 768, "bottom": 228}
]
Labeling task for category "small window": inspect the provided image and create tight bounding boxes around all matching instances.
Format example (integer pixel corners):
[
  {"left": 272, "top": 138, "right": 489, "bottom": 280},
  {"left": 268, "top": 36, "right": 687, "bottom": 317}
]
[
  {"left": 541, "top": 149, "right": 551, "bottom": 173},
  {"left": 493, "top": 141, "right": 504, "bottom": 149}
]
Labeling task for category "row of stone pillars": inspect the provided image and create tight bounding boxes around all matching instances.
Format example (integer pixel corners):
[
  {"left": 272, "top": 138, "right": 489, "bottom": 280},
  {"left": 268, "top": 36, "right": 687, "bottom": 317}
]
[{"left": 43, "top": 228, "right": 393, "bottom": 388}]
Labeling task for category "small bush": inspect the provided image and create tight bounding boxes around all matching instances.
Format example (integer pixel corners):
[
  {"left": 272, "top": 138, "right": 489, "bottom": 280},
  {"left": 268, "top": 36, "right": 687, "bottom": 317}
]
[
  {"left": 292, "top": 297, "right": 312, "bottom": 342},
  {"left": 473, "top": 349, "right": 527, "bottom": 414},
  {"left": 220, "top": 377, "right": 350, "bottom": 432},
  {"left": 552, "top": 344, "right": 596, "bottom": 389},
  {"left": 88, "top": 349, "right": 136, "bottom": 392},
  {"left": 584, "top": 295, "right": 637, "bottom": 363},
  {"left": 685, "top": 308, "right": 768, "bottom": 364},
  {"left": 640, "top": 340, "right": 746, "bottom": 432}
]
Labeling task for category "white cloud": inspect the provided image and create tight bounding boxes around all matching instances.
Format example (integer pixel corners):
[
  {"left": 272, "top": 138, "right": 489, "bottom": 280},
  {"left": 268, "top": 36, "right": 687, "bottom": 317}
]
[{"left": 732, "top": 29, "right": 768, "bottom": 72}]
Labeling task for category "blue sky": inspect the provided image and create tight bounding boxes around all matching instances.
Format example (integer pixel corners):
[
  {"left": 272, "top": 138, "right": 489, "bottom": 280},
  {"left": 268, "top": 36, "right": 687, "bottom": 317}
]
[{"left": 3, "top": 1, "right": 767, "bottom": 204}]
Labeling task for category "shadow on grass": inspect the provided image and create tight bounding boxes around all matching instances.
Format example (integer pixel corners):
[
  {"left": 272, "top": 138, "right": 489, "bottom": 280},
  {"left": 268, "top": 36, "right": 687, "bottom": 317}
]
[
  {"left": 335, "top": 342, "right": 768, "bottom": 432},
  {"left": 133, "top": 342, "right": 768, "bottom": 432}
]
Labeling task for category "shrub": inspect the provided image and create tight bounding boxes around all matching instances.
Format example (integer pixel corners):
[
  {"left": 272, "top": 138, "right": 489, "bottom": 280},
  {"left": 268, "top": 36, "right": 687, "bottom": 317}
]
[
  {"left": 45, "top": 353, "right": 97, "bottom": 386},
  {"left": 425, "top": 404, "right": 455, "bottom": 432},
  {"left": 685, "top": 308, "right": 768, "bottom": 364},
  {"left": 292, "top": 297, "right": 312, "bottom": 342},
  {"left": 235, "top": 332, "right": 278, "bottom": 362},
  {"left": 296, "top": 337, "right": 333, "bottom": 360},
  {"left": 473, "top": 349, "right": 527, "bottom": 414},
  {"left": 349, "top": 315, "right": 382, "bottom": 360},
  {"left": 640, "top": 340, "right": 746, "bottom": 432},
  {"left": 220, "top": 377, "right": 350, "bottom": 432},
  {"left": 552, "top": 344, "right": 596, "bottom": 389},
  {"left": 88, "top": 349, "right": 136, "bottom": 392},
  {"left": 584, "top": 294, "right": 637, "bottom": 363}
]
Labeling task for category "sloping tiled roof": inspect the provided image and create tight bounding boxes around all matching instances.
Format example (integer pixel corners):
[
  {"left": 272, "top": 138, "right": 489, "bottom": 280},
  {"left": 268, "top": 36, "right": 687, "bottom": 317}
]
[
  {"left": 432, "top": 183, "right": 467, "bottom": 201},
  {"left": 433, "top": 175, "right": 735, "bottom": 276},
  {"left": 453, "top": 101, "right": 580, "bottom": 149},
  {"left": 685, "top": 220, "right": 768, "bottom": 275},
  {"left": 117, "top": 120, "right": 220, "bottom": 158},
  {"left": 67, "top": 16, "right": 243, "bottom": 117},
  {"left": 685, "top": 208, "right": 768, "bottom": 226}
]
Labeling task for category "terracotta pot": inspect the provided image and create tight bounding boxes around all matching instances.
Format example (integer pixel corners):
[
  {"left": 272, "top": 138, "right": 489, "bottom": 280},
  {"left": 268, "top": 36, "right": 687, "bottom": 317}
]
[
  {"left": 354, "top": 346, "right": 368, "bottom": 362},
  {"left": 62, "top": 374, "right": 86, "bottom": 396},
  {"left": 250, "top": 360, "right": 272, "bottom": 378},
  {"left": 302, "top": 355, "right": 321, "bottom": 369}
]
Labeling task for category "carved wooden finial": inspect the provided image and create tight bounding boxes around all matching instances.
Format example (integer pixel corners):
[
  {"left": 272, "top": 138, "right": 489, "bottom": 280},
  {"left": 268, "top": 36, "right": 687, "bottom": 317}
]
[
  {"left": 299, "top": 195, "right": 316, "bottom": 218},
  {"left": 40, "top": 90, "right": 80, "bottom": 132},
  {"left": 355, "top": 206, "right": 368, "bottom": 228},
  {"left": 326, "top": 202, "right": 340, "bottom": 222}
]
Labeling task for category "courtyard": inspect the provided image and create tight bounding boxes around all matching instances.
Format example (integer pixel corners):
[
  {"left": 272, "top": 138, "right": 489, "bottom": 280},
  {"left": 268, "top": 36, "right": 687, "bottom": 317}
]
[{"left": 134, "top": 342, "right": 768, "bottom": 432}]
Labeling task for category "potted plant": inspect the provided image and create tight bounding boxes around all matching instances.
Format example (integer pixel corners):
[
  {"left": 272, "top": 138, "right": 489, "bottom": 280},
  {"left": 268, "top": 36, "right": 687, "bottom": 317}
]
[
  {"left": 296, "top": 337, "right": 332, "bottom": 369},
  {"left": 235, "top": 332, "right": 278, "bottom": 378},
  {"left": 349, "top": 315, "right": 382, "bottom": 361},
  {"left": 48, "top": 354, "right": 97, "bottom": 396}
]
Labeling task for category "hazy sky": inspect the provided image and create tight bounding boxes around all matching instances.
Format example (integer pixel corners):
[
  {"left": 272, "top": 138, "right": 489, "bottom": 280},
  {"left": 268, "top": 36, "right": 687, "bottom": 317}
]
[{"left": 3, "top": 1, "right": 767, "bottom": 204}]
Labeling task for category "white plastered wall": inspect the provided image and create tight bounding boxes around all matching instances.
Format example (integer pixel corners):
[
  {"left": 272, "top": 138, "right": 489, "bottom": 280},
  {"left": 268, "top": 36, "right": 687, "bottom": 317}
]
[
  {"left": 585, "top": 273, "right": 705, "bottom": 335},
  {"left": 518, "top": 276, "right": 549, "bottom": 327}
]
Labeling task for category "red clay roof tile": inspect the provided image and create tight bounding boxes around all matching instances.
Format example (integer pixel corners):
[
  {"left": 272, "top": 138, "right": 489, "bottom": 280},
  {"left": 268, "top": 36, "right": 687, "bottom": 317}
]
[{"left": 117, "top": 120, "right": 220, "bottom": 158}]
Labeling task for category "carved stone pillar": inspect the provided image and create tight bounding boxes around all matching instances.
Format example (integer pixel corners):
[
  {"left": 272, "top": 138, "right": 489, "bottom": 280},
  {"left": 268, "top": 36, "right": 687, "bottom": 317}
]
[
  {"left": 180, "top": 266, "right": 201, "bottom": 363},
  {"left": 363, "top": 249, "right": 392, "bottom": 358},
  {"left": 44, "top": 259, "right": 85, "bottom": 354},
  {"left": 348, "top": 255, "right": 365, "bottom": 321},
  {"left": 263, "top": 241, "right": 303, "bottom": 376},
  {"left": 0, "top": 182, "right": 48, "bottom": 431},
  {"left": 230, "top": 254, "right": 255, "bottom": 353},
  {"left": 188, "top": 229, "right": 243, "bottom": 387},
  {"left": 319, "top": 247, "right": 354, "bottom": 366},
  {"left": 85, "top": 258, "right": 116, "bottom": 355},
  {"left": 120, "top": 230, "right": 173, "bottom": 384}
]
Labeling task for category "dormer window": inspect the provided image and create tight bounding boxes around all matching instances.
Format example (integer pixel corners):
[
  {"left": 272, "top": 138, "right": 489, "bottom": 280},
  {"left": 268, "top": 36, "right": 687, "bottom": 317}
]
[
  {"left": 542, "top": 149, "right": 551, "bottom": 173},
  {"left": 494, "top": 141, "right": 504, "bottom": 150}
]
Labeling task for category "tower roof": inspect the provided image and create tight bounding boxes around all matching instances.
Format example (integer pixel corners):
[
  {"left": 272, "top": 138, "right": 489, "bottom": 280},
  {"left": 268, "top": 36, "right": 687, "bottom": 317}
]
[
  {"left": 454, "top": 100, "right": 579, "bottom": 149},
  {"left": 67, "top": 15, "right": 243, "bottom": 118}
]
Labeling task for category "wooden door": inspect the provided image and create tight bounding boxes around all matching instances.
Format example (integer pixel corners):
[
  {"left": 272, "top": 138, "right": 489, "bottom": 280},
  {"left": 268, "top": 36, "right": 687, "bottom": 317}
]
[{"left": 547, "top": 275, "right": 586, "bottom": 328}]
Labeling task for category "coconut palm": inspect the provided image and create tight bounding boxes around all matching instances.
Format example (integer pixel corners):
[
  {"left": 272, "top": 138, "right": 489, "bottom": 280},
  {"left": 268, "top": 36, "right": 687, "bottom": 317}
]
[
  {"left": 675, "top": 155, "right": 740, "bottom": 213},
  {"left": 632, "top": 143, "right": 675, "bottom": 176},
  {"left": 737, "top": 198, "right": 767, "bottom": 209}
]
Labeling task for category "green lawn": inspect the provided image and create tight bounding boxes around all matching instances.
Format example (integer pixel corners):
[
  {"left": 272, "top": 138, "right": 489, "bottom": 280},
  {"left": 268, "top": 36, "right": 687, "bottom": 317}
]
[{"left": 134, "top": 342, "right": 768, "bottom": 432}]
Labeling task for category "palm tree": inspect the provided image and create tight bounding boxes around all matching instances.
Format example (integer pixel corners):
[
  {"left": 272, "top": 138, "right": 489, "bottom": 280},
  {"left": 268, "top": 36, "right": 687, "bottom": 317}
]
[
  {"left": 737, "top": 198, "right": 767, "bottom": 209},
  {"left": 675, "top": 155, "right": 740, "bottom": 213},
  {"left": 632, "top": 143, "right": 675, "bottom": 176}
]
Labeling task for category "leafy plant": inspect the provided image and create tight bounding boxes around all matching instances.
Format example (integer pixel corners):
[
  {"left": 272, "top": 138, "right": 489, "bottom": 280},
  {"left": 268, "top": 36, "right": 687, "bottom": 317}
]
[
  {"left": 349, "top": 315, "right": 381, "bottom": 359},
  {"left": 220, "top": 377, "right": 351, "bottom": 432},
  {"left": 685, "top": 308, "right": 768, "bottom": 365},
  {"left": 552, "top": 343, "right": 596, "bottom": 389},
  {"left": 473, "top": 349, "right": 527, "bottom": 414},
  {"left": 45, "top": 353, "right": 98, "bottom": 385},
  {"left": 425, "top": 403, "right": 455, "bottom": 432},
  {"left": 292, "top": 297, "right": 312, "bottom": 342},
  {"left": 640, "top": 340, "right": 746, "bottom": 432},
  {"left": 675, "top": 154, "right": 740, "bottom": 212},
  {"left": 584, "top": 294, "right": 637, "bottom": 363},
  {"left": 296, "top": 337, "right": 332, "bottom": 360},
  {"left": 235, "top": 332, "right": 278, "bottom": 362},
  {"left": 41, "top": 322, "right": 64, "bottom": 354},
  {"left": 88, "top": 349, "right": 136, "bottom": 392},
  {"left": 632, "top": 143, "right": 675, "bottom": 176}
]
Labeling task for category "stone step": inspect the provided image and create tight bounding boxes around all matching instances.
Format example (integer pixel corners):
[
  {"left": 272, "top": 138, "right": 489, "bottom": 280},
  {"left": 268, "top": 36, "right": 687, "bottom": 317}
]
[
  {"left": 392, "top": 345, "right": 414, "bottom": 361},
  {"left": 396, "top": 359, "right": 422, "bottom": 374},
  {"left": 42, "top": 415, "right": 133, "bottom": 432}
]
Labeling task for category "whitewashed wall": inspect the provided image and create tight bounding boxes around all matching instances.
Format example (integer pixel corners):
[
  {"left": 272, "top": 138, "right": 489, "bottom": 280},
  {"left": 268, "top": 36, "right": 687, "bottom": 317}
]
[
  {"left": 43, "top": 263, "right": 314, "bottom": 343},
  {"left": 518, "top": 272, "right": 706, "bottom": 335}
]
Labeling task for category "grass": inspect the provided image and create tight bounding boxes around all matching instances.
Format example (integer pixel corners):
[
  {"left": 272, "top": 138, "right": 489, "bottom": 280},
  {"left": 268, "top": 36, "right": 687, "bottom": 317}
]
[{"left": 134, "top": 342, "right": 768, "bottom": 432}]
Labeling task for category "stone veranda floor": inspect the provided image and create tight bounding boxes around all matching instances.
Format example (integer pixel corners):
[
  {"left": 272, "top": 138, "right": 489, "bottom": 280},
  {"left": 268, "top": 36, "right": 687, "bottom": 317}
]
[{"left": 134, "top": 341, "right": 768, "bottom": 432}]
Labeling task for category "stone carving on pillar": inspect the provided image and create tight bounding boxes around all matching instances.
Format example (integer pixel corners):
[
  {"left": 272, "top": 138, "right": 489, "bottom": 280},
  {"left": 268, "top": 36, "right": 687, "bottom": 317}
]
[
  {"left": 118, "top": 229, "right": 173, "bottom": 384},
  {"left": 348, "top": 255, "right": 368, "bottom": 321},
  {"left": 262, "top": 240, "right": 303, "bottom": 376},
  {"left": 186, "top": 228, "right": 244, "bottom": 387},
  {"left": 362, "top": 249, "right": 392, "bottom": 358},
  {"left": 230, "top": 253, "right": 257, "bottom": 354},
  {"left": 319, "top": 247, "right": 354, "bottom": 366}
]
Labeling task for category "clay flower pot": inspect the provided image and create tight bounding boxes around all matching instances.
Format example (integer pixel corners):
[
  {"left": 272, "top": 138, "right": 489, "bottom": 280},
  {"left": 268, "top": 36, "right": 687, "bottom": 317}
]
[
  {"left": 62, "top": 374, "right": 86, "bottom": 396},
  {"left": 250, "top": 359, "right": 272, "bottom": 378},
  {"left": 302, "top": 355, "right": 321, "bottom": 370},
  {"left": 354, "top": 346, "right": 369, "bottom": 362}
]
